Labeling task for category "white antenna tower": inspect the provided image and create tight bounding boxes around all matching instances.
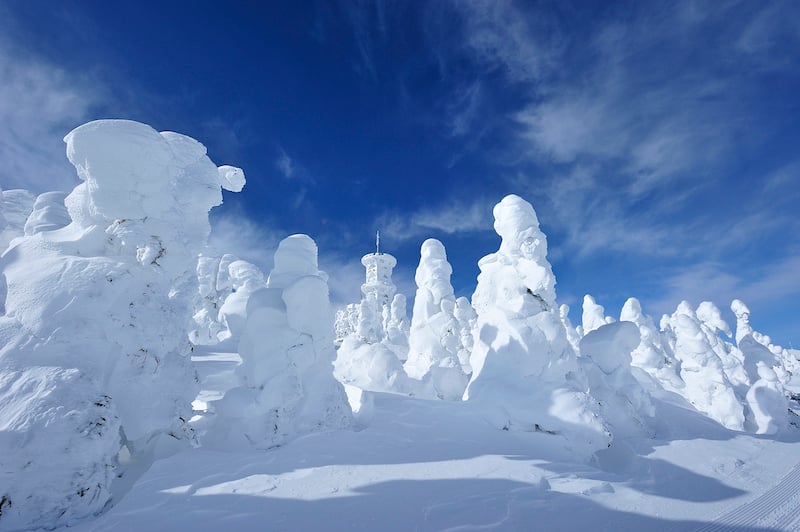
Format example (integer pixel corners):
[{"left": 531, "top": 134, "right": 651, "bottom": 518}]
[{"left": 376, "top": 230, "right": 381, "bottom": 254}]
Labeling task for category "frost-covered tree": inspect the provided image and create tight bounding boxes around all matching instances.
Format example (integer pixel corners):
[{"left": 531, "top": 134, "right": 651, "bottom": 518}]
[
  {"left": 0, "top": 119, "right": 244, "bottom": 529},
  {"left": 209, "top": 235, "right": 353, "bottom": 449},
  {"left": 581, "top": 294, "right": 613, "bottom": 335},
  {"left": 465, "top": 194, "right": 610, "bottom": 457},
  {"left": 663, "top": 301, "right": 744, "bottom": 430},
  {"left": 579, "top": 321, "right": 655, "bottom": 436},
  {"left": 404, "top": 239, "right": 470, "bottom": 400},
  {"left": 334, "top": 240, "right": 414, "bottom": 394},
  {"left": 216, "top": 259, "right": 267, "bottom": 344}
]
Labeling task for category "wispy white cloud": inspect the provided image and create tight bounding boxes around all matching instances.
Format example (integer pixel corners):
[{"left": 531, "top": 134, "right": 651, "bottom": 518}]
[
  {"left": 457, "top": 0, "right": 560, "bottom": 83},
  {"left": 276, "top": 147, "right": 296, "bottom": 180},
  {"left": 377, "top": 198, "right": 493, "bottom": 242},
  {"left": 449, "top": 0, "right": 800, "bottom": 269},
  {"left": 206, "top": 211, "right": 284, "bottom": 275},
  {"left": 647, "top": 255, "right": 800, "bottom": 327},
  {"left": 0, "top": 40, "right": 99, "bottom": 193}
]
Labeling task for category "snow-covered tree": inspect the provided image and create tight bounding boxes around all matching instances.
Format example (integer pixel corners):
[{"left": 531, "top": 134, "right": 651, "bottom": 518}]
[
  {"left": 465, "top": 194, "right": 610, "bottom": 457},
  {"left": 209, "top": 234, "right": 353, "bottom": 449},
  {"left": 404, "top": 239, "right": 470, "bottom": 400},
  {"left": 0, "top": 119, "right": 244, "bottom": 529},
  {"left": 663, "top": 301, "right": 744, "bottom": 430}
]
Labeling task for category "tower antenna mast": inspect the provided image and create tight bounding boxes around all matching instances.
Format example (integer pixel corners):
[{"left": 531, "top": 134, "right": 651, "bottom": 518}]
[{"left": 376, "top": 230, "right": 381, "bottom": 255}]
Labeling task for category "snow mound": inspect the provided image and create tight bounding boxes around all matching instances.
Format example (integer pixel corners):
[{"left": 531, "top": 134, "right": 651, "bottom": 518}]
[{"left": 23, "top": 191, "right": 71, "bottom": 236}]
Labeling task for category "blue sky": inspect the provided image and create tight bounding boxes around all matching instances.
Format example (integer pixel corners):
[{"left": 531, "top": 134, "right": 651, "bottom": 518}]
[{"left": 1, "top": 1, "right": 798, "bottom": 346}]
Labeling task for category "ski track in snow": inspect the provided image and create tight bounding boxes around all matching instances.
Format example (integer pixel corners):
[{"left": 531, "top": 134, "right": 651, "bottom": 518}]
[{"left": 693, "top": 459, "right": 800, "bottom": 531}]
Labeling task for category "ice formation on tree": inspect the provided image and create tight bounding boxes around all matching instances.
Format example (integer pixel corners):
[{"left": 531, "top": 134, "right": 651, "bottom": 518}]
[
  {"left": 579, "top": 321, "right": 655, "bottom": 435},
  {"left": 210, "top": 234, "right": 353, "bottom": 449},
  {"left": 0, "top": 119, "right": 244, "bottom": 529},
  {"left": 404, "top": 239, "right": 471, "bottom": 400},
  {"left": 695, "top": 301, "right": 749, "bottom": 391},
  {"left": 190, "top": 254, "right": 227, "bottom": 345},
  {"left": 454, "top": 296, "right": 477, "bottom": 373},
  {"left": 334, "top": 236, "right": 414, "bottom": 394},
  {"left": 216, "top": 259, "right": 267, "bottom": 344},
  {"left": 465, "top": 194, "right": 610, "bottom": 457},
  {"left": 619, "top": 297, "right": 683, "bottom": 391},
  {"left": 661, "top": 301, "right": 744, "bottom": 430},
  {"left": 189, "top": 253, "right": 267, "bottom": 346},
  {"left": 746, "top": 362, "right": 788, "bottom": 434},
  {"left": 580, "top": 294, "right": 614, "bottom": 335},
  {"left": 559, "top": 304, "right": 582, "bottom": 354}
]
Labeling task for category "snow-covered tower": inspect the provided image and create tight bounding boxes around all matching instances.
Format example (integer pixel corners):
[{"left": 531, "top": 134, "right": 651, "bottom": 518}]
[{"left": 360, "top": 230, "right": 397, "bottom": 306}]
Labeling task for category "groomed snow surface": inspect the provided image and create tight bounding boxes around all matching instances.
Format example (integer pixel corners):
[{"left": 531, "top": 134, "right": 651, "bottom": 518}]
[{"left": 2, "top": 120, "right": 800, "bottom": 531}]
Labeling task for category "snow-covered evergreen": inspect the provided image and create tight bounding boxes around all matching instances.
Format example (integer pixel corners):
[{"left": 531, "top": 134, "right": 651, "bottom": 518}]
[
  {"left": 404, "top": 239, "right": 470, "bottom": 400},
  {"left": 209, "top": 234, "right": 353, "bottom": 449},
  {"left": 465, "top": 194, "right": 610, "bottom": 457},
  {"left": 0, "top": 119, "right": 244, "bottom": 529}
]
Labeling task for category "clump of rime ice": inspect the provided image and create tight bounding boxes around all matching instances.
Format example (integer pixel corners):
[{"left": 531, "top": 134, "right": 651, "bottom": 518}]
[
  {"left": 579, "top": 321, "right": 655, "bottom": 436},
  {"left": 23, "top": 191, "right": 71, "bottom": 236},
  {"left": 216, "top": 259, "right": 267, "bottom": 345},
  {"left": 334, "top": 241, "right": 414, "bottom": 395},
  {"left": 404, "top": 239, "right": 470, "bottom": 400},
  {"left": 559, "top": 304, "right": 582, "bottom": 354},
  {"left": 663, "top": 301, "right": 744, "bottom": 430},
  {"left": 466, "top": 194, "right": 609, "bottom": 457},
  {"left": 0, "top": 119, "right": 244, "bottom": 529},
  {"left": 619, "top": 297, "right": 683, "bottom": 391},
  {"left": 695, "top": 301, "right": 749, "bottom": 392},
  {"left": 746, "top": 362, "right": 788, "bottom": 434},
  {"left": 209, "top": 234, "right": 353, "bottom": 449},
  {"left": 581, "top": 294, "right": 614, "bottom": 336},
  {"left": 729, "top": 299, "right": 790, "bottom": 432}
]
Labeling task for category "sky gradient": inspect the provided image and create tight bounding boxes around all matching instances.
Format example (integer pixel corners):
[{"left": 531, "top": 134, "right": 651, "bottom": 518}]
[{"left": 1, "top": 0, "right": 798, "bottom": 346}]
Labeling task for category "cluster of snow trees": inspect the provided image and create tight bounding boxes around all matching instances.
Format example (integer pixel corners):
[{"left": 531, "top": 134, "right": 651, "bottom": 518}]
[{"left": 0, "top": 119, "right": 797, "bottom": 530}]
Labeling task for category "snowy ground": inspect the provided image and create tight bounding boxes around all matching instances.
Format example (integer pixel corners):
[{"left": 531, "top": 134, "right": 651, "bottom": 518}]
[{"left": 71, "top": 349, "right": 800, "bottom": 532}]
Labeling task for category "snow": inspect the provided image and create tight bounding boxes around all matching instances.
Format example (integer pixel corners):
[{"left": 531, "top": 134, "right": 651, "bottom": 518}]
[
  {"left": 66, "top": 353, "right": 800, "bottom": 531},
  {"left": 2, "top": 122, "right": 800, "bottom": 531}
]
